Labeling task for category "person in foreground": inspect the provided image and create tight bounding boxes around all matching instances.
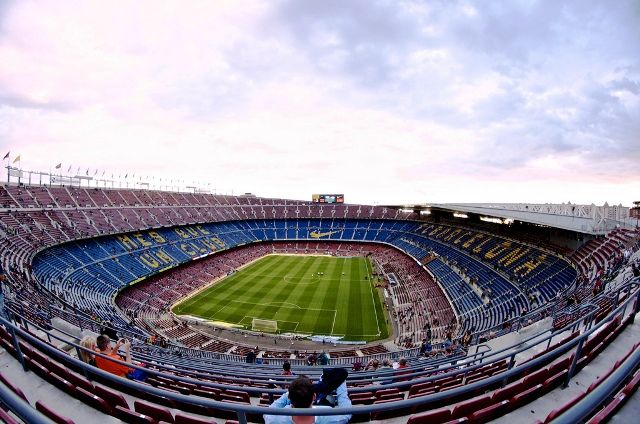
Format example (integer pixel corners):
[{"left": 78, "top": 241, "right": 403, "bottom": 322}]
[
  {"left": 263, "top": 375, "right": 352, "bottom": 424},
  {"left": 95, "top": 334, "right": 136, "bottom": 378}
]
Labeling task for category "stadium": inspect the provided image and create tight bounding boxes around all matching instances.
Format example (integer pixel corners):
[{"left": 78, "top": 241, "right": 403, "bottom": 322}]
[
  {"left": 0, "top": 180, "right": 638, "bottom": 423},
  {"left": 1, "top": 1, "right": 640, "bottom": 423}
]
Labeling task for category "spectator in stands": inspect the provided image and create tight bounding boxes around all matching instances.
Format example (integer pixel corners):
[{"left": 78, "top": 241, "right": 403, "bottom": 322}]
[
  {"left": 246, "top": 349, "right": 257, "bottom": 363},
  {"left": 78, "top": 335, "right": 97, "bottom": 366},
  {"left": 282, "top": 362, "right": 293, "bottom": 376},
  {"left": 397, "top": 358, "right": 408, "bottom": 369},
  {"left": 462, "top": 330, "right": 472, "bottom": 348},
  {"left": 307, "top": 352, "right": 317, "bottom": 366},
  {"left": 443, "top": 332, "right": 453, "bottom": 349},
  {"left": 365, "top": 359, "right": 380, "bottom": 371},
  {"left": 95, "top": 335, "right": 132, "bottom": 378},
  {"left": 264, "top": 375, "right": 351, "bottom": 424},
  {"left": 318, "top": 351, "right": 330, "bottom": 366},
  {"left": 381, "top": 359, "right": 393, "bottom": 369},
  {"left": 419, "top": 338, "right": 429, "bottom": 356}
]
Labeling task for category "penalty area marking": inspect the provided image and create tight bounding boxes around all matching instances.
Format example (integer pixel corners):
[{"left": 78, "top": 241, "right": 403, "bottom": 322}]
[
  {"left": 228, "top": 299, "right": 337, "bottom": 313},
  {"left": 241, "top": 316, "right": 299, "bottom": 332},
  {"left": 264, "top": 301, "right": 303, "bottom": 309}
]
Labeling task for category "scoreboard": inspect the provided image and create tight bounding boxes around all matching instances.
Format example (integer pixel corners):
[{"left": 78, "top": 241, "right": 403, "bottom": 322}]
[{"left": 312, "top": 194, "right": 344, "bottom": 203}]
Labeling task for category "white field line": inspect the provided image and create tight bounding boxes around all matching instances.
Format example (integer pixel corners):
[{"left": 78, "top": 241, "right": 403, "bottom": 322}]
[
  {"left": 229, "top": 299, "right": 337, "bottom": 313},
  {"left": 329, "top": 310, "right": 338, "bottom": 336},
  {"left": 366, "top": 258, "right": 382, "bottom": 336}
]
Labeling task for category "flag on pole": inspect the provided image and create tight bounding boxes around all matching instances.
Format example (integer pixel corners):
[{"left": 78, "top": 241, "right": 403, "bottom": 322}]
[
  {"left": 102, "top": 170, "right": 105, "bottom": 177},
  {"left": 94, "top": 169, "right": 98, "bottom": 176},
  {"left": 76, "top": 167, "right": 80, "bottom": 174},
  {"left": 86, "top": 168, "right": 89, "bottom": 176},
  {"left": 55, "top": 163, "right": 62, "bottom": 169},
  {"left": 13, "top": 155, "right": 21, "bottom": 164},
  {"left": 67, "top": 165, "right": 72, "bottom": 173},
  {"left": 2, "top": 152, "right": 8, "bottom": 160}
]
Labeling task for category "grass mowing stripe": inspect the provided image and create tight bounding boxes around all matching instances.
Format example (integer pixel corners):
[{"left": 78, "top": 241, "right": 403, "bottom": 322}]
[{"left": 173, "top": 254, "right": 388, "bottom": 341}]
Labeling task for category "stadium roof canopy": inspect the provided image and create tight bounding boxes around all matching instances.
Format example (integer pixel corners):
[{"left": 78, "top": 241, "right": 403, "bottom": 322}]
[{"left": 428, "top": 203, "right": 633, "bottom": 235}]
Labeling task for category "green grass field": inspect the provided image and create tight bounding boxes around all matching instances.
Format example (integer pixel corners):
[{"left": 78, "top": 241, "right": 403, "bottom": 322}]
[{"left": 172, "top": 255, "right": 389, "bottom": 342}]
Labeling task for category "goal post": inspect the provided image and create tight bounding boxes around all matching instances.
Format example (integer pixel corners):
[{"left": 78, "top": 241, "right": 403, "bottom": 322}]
[{"left": 252, "top": 318, "right": 278, "bottom": 333}]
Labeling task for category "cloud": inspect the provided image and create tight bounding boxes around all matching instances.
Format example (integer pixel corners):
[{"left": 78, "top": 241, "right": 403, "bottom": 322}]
[{"left": 0, "top": 0, "right": 638, "bottom": 206}]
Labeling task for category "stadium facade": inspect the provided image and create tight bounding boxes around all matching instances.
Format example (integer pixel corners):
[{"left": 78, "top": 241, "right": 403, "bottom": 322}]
[{"left": 0, "top": 175, "right": 638, "bottom": 423}]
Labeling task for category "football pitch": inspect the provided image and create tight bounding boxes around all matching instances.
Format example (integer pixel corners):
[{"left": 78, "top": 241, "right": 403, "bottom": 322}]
[{"left": 172, "top": 255, "right": 389, "bottom": 342}]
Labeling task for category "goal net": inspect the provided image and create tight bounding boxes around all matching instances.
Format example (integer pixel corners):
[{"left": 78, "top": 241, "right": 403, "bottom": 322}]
[{"left": 252, "top": 318, "right": 278, "bottom": 333}]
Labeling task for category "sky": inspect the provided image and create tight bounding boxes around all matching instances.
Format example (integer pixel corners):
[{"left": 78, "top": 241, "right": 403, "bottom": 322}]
[{"left": 0, "top": 0, "right": 639, "bottom": 206}]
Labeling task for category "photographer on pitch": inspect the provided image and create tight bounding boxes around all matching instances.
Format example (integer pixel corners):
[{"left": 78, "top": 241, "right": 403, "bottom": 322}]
[{"left": 264, "top": 368, "right": 351, "bottom": 424}]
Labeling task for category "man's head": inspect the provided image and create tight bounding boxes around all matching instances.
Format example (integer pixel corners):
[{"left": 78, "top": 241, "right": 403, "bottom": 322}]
[
  {"left": 288, "top": 376, "right": 315, "bottom": 408},
  {"left": 283, "top": 362, "right": 291, "bottom": 372},
  {"left": 96, "top": 335, "right": 111, "bottom": 352}
]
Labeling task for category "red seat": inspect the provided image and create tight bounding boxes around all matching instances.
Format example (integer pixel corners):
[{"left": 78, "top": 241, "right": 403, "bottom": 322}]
[
  {"left": 376, "top": 392, "right": 404, "bottom": 402},
  {"left": 468, "top": 400, "right": 509, "bottom": 424},
  {"left": 29, "top": 349, "right": 51, "bottom": 369},
  {"left": 491, "top": 381, "right": 524, "bottom": 403},
  {"left": 135, "top": 400, "right": 175, "bottom": 424},
  {"left": 408, "top": 387, "right": 437, "bottom": 398},
  {"left": 24, "top": 356, "right": 50, "bottom": 380},
  {"left": 17, "top": 341, "right": 33, "bottom": 357},
  {"left": 622, "top": 370, "right": 640, "bottom": 396},
  {"left": 586, "top": 393, "right": 627, "bottom": 424},
  {"left": 223, "top": 389, "right": 250, "bottom": 403},
  {"left": 115, "top": 405, "right": 158, "bottom": 424},
  {"left": 508, "top": 384, "right": 542, "bottom": 411},
  {"left": 544, "top": 391, "right": 586, "bottom": 423},
  {"left": 168, "top": 384, "right": 191, "bottom": 395},
  {"left": 374, "top": 387, "right": 401, "bottom": 398},
  {"left": 371, "top": 398, "right": 412, "bottom": 420},
  {"left": 134, "top": 387, "right": 178, "bottom": 409},
  {"left": 35, "top": 400, "right": 75, "bottom": 424},
  {"left": 0, "top": 408, "right": 20, "bottom": 424},
  {"left": 76, "top": 387, "right": 112, "bottom": 415},
  {"left": 65, "top": 371, "right": 94, "bottom": 393},
  {"left": 209, "top": 400, "right": 251, "bottom": 421},
  {"left": 350, "top": 394, "right": 376, "bottom": 405},
  {"left": 548, "top": 358, "right": 570, "bottom": 376},
  {"left": 406, "top": 407, "right": 452, "bottom": 424},
  {"left": 192, "top": 388, "right": 220, "bottom": 400},
  {"left": 175, "top": 413, "right": 219, "bottom": 424},
  {"left": 94, "top": 384, "right": 130, "bottom": 410},
  {"left": 409, "top": 381, "right": 435, "bottom": 397},
  {"left": 451, "top": 395, "right": 490, "bottom": 419},
  {"left": 522, "top": 368, "right": 549, "bottom": 387},
  {"left": 0, "top": 372, "right": 29, "bottom": 402},
  {"left": 48, "top": 361, "right": 70, "bottom": 381},
  {"left": 541, "top": 370, "right": 567, "bottom": 395},
  {"left": 49, "top": 373, "right": 77, "bottom": 399}
]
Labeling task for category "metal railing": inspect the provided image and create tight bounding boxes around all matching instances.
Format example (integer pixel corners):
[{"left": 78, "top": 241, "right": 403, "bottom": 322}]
[
  {"left": 0, "top": 278, "right": 637, "bottom": 423},
  {"left": 551, "top": 343, "right": 640, "bottom": 424}
]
